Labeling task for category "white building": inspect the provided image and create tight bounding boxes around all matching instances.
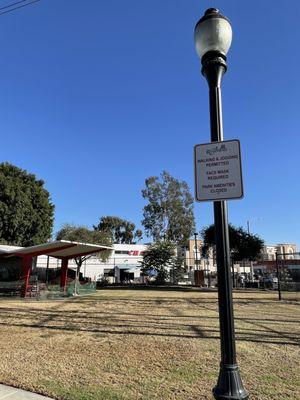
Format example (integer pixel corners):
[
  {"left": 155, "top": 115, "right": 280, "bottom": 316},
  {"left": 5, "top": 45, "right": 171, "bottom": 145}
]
[
  {"left": 184, "top": 239, "right": 216, "bottom": 273},
  {"left": 261, "top": 244, "right": 298, "bottom": 261},
  {"left": 36, "top": 243, "right": 148, "bottom": 283},
  {"left": 2, "top": 240, "right": 297, "bottom": 287}
]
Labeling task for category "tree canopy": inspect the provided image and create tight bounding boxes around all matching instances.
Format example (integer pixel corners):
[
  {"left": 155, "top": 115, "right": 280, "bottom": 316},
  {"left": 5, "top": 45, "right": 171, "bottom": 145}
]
[
  {"left": 56, "top": 223, "right": 112, "bottom": 294},
  {"left": 56, "top": 223, "right": 112, "bottom": 262},
  {"left": 140, "top": 241, "right": 176, "bottom": 284},
  {"left": 201, "top": 224, "right": 264, "bottom": 261},
  {"left": 94, "top": 216, "right": 142, "bottom": 244},
  {"left": 141, "top": 171, "right": 195, "bottom": 246},
  {"left": 0, "top": 163, "right": 54, "bottom": 246}
]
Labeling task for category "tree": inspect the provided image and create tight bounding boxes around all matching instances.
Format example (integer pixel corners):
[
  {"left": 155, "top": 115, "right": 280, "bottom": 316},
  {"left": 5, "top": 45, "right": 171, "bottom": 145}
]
[
  {"left": 140, "top": 241, "right": 176, "bottom": 285},
  {"left": 135, "top": 229, "right": 143, "bottom": 243},
  {"left": 170, "top": 254, "right": 186, "bottom": 284},
  {"left": 94, "top": 216, "right": 142, "bottom": 244},
  {"left": 0, "top": 163, "right": 54, "bottom": 246},
  {"left": 201, "top": 224, "right": 264, "bottom": 261},
  {"left": 141, "top": 171, "right": 195, "bottom": 246},
  {"left": 56, "top": 224, "right": 112, "bottom": 294}
]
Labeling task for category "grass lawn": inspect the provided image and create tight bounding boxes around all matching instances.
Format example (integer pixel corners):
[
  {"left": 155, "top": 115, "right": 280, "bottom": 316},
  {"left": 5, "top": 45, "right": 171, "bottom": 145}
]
[{"left": 0, "top": 288, "right": 299, "bottom": 400}]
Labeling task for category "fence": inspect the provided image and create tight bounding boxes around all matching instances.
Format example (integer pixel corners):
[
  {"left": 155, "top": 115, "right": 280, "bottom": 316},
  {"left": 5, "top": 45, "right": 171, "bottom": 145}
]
[
  {"left": 1, "top": 253, "right": 299, "bottom": 299},
  {"left": 0, "top": 263, "right": 97, "bottom": 299},
  {"left": 184, "top": 257, "right": 251, "bottom": 288},
  {"left": 275, "top": 252, "right": 300, "bottom": 301},
  {"left": 37, "top": 281, "right": 97, "bottom": 300},
  {"left": 185, "top": 255, "right": 300, "bottom": 299}
]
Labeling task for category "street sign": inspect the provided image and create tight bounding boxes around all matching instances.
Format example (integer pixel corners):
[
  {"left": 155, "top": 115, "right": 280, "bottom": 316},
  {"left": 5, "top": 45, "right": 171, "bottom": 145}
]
[{"left": 194, "top": 139, "right": 243, "bottom": 202}]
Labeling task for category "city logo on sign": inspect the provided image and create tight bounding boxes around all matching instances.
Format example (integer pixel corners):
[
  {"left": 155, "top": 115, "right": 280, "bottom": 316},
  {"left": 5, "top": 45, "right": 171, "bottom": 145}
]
[{"left": 206, "top": 144, "right": 227, "bottom": 156}]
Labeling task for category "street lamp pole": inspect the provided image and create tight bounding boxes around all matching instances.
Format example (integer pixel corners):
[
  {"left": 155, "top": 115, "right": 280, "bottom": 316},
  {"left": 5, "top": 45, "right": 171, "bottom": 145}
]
[
  {"left": 194, "top": 9, "right": 248, "bottom": 399},
  {"left": 275, "top": 252, "right": 282, "bottom": 301},
  {"left": 194, "top": 232, "right": 199, "bottom": 270},
  {"left": 206, "top": 256, "right": 211, "bottom": 287},
  {"left": 247, "top": 220, "right": 250, "bottom": 234},
  {"left": 246, "top": 220, "right": 252, "bottom": 280}
]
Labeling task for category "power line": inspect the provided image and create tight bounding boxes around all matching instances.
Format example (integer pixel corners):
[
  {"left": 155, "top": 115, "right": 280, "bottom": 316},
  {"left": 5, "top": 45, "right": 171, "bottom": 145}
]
[
  {"left": 0, "top": 0, "right": 40, "bottom": 16},
  {"left": 0, "top": 0, "right": 32, "bottom": 12}
]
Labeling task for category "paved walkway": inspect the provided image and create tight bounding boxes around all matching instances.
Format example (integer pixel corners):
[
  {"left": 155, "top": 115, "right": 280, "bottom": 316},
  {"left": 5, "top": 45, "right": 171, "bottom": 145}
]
[{"left": 0, "top": 384, "right": 54, "bottom": 399}]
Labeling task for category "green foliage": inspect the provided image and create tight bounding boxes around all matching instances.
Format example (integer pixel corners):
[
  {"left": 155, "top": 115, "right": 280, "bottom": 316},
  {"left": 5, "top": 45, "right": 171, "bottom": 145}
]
[
  {"left": 140, "top": 241, "right": 176, "bottom": 284},
  {"left": 56, "top": 223, "right": 112, "bottom": 295},
  {"left": 56, "top": 223, "right": 112, "bottom": 262},
  {"left": 201, "top": 224, "right": 264, "bottom": 261},
  {"left": 141, "top": 171, "right": 195, "bottom": 246},
  {"left": 135, "top": 229, "right": 143, "bottom": 242},
  {"left": 40, "top": 380, "right": 128, "bottom": 400},
  {"left": 170, "top": 255, "right": 186, "bottom": 284},
  {"left": 0, "top": 163, "right": 54, "bottom": 246},
  {"left": 94, "top": 216, "right": 142, "bottom": 244}
]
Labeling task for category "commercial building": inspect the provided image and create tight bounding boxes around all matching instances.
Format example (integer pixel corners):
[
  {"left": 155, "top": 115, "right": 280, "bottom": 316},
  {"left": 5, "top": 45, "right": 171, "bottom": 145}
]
[
  {"left": 184, "top": 239, "right": 215, "bottom": 272},
  {"left": 34, "top": 243, "right": 148, "bottom": 284},
  {"left": 261, "top": 244, "right": 298, "bottom": 261},
  {"left": 1, "top": 238, "right": 298, "bottom": 294}
]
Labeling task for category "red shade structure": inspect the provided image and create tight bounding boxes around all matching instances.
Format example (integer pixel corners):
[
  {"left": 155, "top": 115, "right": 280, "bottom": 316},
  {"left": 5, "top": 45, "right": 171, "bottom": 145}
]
[{"left": 0, "top": 240, "right": 112, "bottom": 297}]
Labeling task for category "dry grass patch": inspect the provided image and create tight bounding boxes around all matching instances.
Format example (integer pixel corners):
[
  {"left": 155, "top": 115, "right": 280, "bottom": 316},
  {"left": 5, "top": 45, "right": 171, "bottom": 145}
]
[{"left": 0, "top": 289, "right": 299, "bottom": 400}]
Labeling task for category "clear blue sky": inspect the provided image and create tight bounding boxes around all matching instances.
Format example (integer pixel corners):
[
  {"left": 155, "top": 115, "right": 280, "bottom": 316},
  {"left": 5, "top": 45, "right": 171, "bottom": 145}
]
[{"left": 0, "top": 0, "right": 299, "bottom": 247}]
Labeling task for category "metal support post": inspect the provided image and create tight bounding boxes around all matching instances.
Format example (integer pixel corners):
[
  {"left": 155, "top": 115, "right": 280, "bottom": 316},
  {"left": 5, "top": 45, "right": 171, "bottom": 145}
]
[
  {"left": 194, "top": 232, "right": 199, "bottom": 270},
  {"left": 21, "top": 255, "right": 32, "bottom": 298},
  {"left": 202, "top": 50, "right": 248, "bottom": 400},
  {"left": 60, "top": 258, "right": 69, "bottom": 292},
  {"left": 276, "top": 252, "right": 282, "bottom": 301}
]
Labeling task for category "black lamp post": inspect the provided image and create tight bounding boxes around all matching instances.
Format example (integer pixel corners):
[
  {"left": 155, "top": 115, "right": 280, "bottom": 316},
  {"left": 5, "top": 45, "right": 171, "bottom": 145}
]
[
  {"left": 194, "top": 232, "right": 199, "bottom": 270},
  {"left": 194, "top": 8, "right": 249, "bottom": 400}
]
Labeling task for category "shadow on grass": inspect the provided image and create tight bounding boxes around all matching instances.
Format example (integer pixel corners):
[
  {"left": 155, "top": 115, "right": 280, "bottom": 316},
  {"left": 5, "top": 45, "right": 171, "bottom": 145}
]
[
  {"left": 0, "top": 319, "right": 299, "bottom": 347},
  {"left": 0, "top": 297, "right": 299, "bottom": 346},
  {"left": 96, "top": 285, "right": 285, "bottom": 299}
]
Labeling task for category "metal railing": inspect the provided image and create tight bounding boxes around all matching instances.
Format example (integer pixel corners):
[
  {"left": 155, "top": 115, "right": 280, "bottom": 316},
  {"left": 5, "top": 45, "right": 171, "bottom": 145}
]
[{"left": 275, "top": 252, "right": 300, "bottom": 301}]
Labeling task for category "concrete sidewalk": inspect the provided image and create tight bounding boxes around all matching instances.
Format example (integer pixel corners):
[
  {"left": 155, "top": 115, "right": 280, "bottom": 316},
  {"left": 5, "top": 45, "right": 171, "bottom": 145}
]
[{"left": 0, "top": 384, "right": 54, "bottom": 399}]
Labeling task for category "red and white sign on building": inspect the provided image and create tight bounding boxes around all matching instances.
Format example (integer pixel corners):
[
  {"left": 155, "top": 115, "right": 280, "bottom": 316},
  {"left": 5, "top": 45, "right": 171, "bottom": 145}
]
[{"left": 128, "top": 250, "right": 139, "bottom": 256}]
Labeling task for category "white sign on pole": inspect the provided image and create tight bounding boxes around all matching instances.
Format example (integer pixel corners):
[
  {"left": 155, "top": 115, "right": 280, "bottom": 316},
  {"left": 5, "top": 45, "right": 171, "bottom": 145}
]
[{"left": 194, "top": 139, "right": 244, "bottom": 202}]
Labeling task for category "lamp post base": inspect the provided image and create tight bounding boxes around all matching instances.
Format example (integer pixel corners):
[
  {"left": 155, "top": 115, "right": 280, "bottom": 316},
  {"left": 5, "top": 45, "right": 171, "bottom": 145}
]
[{"left": 213, "top": 363, "right": 249, "bottom": 400}]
